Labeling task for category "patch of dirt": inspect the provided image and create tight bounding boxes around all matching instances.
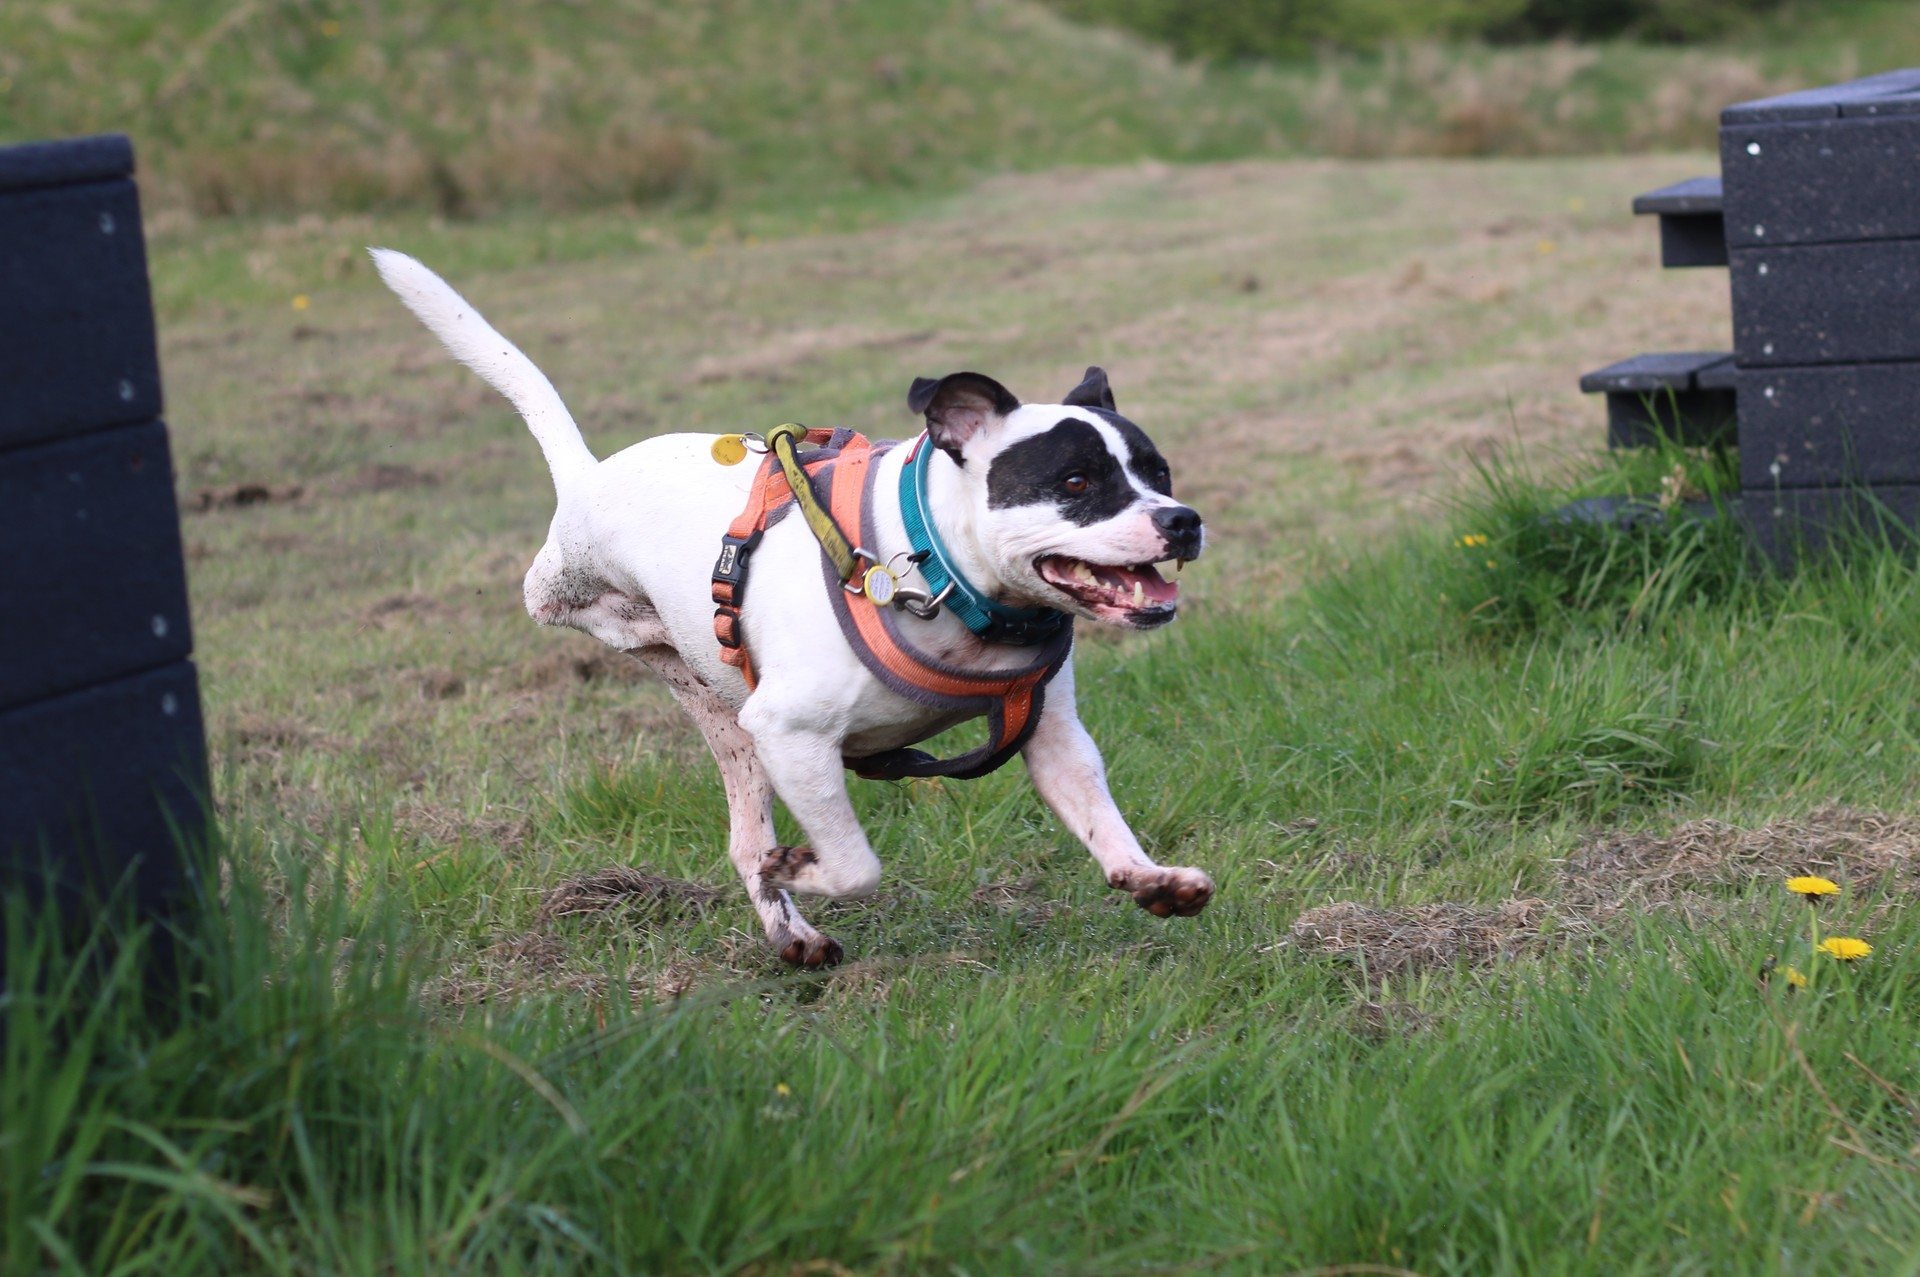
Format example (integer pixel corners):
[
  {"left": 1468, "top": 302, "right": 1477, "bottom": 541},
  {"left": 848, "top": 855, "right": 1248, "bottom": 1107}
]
[
  {"left": 328, "top": 461, "right": 440, "bottom": 497},
  {"left": 360, "top": 592, "right": 462, "bottom": 627},
  {"left": 1289, "top": 898, "right": 1556, "bottom": 979},
  {"left": 535, "top": 867, "right": 723, "bottom": 924},
  {"left": 222, "top": 713, "right": 337, "bottom": 763},
  {"left": 188, "top": 481, "right": 305, "bottom": 513}
]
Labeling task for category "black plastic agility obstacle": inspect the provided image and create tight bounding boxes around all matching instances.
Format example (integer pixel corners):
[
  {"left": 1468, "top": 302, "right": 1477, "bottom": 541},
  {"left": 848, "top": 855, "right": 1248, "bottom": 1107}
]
[
  {"left": 0, "top": 134, "right": 209, "bottom": 960},
  {"left": 1581, "top": 68, "right": 1920, "bottom": 560}
]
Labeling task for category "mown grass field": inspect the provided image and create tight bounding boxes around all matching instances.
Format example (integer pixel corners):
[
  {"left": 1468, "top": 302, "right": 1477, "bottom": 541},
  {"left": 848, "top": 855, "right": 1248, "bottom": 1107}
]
[
  {"left": 10, "top": 2, "right": 1920, "bottom": 1271},
  {"left": 10, "top": 147, "right": 1920, "bottom": 1273}
]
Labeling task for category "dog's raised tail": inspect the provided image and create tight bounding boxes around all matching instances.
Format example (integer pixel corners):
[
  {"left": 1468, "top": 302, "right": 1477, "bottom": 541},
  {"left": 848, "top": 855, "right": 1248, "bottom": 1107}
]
[{"left": 369, "top": 248, "right": 595, "bottom": 494}]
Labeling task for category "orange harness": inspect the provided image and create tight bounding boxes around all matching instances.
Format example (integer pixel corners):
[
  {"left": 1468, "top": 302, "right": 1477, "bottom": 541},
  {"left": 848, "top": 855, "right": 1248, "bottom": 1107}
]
[{"left": 711, "top": 430, "right": 1073, "bottom": 780}]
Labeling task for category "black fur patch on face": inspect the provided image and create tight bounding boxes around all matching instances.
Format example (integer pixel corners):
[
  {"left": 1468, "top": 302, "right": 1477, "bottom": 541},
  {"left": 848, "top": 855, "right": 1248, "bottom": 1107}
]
[
  {"left": 1090, "top": 408, "right": 1173, "bottom": 496},
  {"left": 986, "top": 418, "right": 1135, "bottom": 525}
]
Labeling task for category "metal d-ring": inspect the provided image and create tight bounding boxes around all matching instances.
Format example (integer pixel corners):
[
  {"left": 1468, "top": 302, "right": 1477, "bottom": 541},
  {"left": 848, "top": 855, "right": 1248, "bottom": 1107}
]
[
  {"left": 842, "top": 546, "right": 949, "bottom": 617},
  {"left": 894, "top": 580, "right": 953, "bottom": 619}
]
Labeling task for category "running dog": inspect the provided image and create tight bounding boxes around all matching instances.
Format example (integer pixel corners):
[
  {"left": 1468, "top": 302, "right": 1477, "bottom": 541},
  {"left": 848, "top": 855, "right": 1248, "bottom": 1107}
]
[{"left": 372, "top": 250, "right": 1214, "bottom": 965}]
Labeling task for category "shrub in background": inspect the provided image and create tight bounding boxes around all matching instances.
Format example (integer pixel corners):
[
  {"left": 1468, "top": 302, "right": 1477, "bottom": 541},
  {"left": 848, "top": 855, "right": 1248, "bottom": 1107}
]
[{"left": 1050, "top": 0, "right": 1793, "bottom": 58}]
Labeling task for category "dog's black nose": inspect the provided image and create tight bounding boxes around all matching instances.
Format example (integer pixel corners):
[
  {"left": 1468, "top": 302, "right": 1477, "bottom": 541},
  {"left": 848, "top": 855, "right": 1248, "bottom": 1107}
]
[{"left": 1152, "top": 505, "right": 1204, "bottom": 557}]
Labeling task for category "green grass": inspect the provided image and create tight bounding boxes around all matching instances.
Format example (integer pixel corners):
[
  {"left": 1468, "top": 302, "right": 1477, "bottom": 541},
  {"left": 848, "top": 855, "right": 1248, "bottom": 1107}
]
[{"left": 13, "top": 458, "right": 1920, "bottom": 1271}]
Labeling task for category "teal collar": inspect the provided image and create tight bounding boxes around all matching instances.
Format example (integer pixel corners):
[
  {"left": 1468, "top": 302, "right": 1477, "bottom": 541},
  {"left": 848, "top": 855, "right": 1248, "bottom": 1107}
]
[{"left": 898, "top": 435, "right": 1070, "bottom": 647}]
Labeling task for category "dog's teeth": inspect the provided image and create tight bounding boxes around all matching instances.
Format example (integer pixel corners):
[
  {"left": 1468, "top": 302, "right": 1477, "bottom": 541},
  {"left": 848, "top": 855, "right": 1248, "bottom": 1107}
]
[
  {"left": 1073, "top": 562, "right": 1097, "bottom": 585},
  {"left": 1131, "top": 581, "right": 1144, "bottom": 607},
  {"left": 1176, "top": 557, "right": 1188, "bottom": 574}
]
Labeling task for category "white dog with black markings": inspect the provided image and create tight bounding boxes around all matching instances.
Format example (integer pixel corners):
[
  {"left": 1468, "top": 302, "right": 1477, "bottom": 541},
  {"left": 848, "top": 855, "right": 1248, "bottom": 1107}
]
[{"left": 372, "top": 249, "right": 1214, "bottom": 966}]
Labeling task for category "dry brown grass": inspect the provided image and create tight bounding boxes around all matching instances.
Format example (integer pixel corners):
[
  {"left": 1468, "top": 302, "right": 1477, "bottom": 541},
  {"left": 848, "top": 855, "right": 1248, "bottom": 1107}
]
[
  {"left": 179, "top": 125, "right": 712, "bottom": 221},
  {"left": 1268, "top": 40, "right": 1798, "bottom": 161},
  {"left": 535, "top": 867, "right": 723, "bottom": 924},
  {"left": 1290, "top": 810, "right": 1920, "bottom": 980},
  {"left": 1563, "top": 807, "right": 1920, "bottom": 915},
  {"left": 1289, "top": 898, "right": 1558, "bottom": 978}
]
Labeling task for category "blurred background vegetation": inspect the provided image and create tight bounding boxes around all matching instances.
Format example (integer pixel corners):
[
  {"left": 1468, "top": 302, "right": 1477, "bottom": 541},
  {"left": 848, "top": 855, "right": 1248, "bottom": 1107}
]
[
  {"left": 1048, "top": 0, "right": 1816, "bottom": 59},
  {"left": 3, "top": 0, "right": 1917, "bottom": 221}
]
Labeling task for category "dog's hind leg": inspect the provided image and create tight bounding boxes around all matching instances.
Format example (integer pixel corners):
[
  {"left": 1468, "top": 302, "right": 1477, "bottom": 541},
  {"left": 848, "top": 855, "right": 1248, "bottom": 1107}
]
[{"left": 631, "top": 647, "right": 843, "bottom": 968}]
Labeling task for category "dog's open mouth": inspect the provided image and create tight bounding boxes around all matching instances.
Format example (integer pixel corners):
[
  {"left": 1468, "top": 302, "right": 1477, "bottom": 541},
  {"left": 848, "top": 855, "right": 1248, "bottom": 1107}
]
[{"left": 1035, "top": 555, "right": 1180, "bottom": 625}]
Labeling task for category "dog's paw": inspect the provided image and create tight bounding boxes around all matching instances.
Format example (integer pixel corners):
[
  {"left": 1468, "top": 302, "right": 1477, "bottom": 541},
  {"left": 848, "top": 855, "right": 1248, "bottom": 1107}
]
[
  {"left": 776, "top": 930, "right": 844, "bottom": 969},
  {"left": 758, "top": 844, "right": 818, "bottom": 888},
  {"left": 1108, "top": 865, "right": 1214, "bottom": 918}
]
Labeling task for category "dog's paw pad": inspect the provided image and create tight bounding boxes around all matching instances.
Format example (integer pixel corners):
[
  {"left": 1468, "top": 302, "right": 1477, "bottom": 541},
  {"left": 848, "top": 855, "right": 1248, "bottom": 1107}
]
[
  {"left": 778, "top": 932, "right": 844, "bottom": 969},
  {"left": 1110, "top": 866, "right": 1214, "bottom": 918},
  {"left": 759, "top": 844, "right": 818, "bottom": 885}
]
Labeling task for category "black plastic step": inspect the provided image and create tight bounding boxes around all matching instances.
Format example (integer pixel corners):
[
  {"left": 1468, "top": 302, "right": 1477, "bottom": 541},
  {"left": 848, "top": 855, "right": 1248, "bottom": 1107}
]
[
  {"left": 1579, "top": 352, "right": 1737, "bottom": 448},
  {"left": 1632, "top": 176, "right": 1726, "bottom": 268}
]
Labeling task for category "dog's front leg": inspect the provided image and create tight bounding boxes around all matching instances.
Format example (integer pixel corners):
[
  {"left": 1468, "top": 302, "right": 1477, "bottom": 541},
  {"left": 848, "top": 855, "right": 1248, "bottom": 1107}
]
[
  {"left": 632, "top": 648, "right": 843, "bottom": 967},
  {"left": 1021, "top": 662, "right": 1214, "bottom": 918},
  {"left": 737, "top": 699, "right": 884, "bottom": 903}
]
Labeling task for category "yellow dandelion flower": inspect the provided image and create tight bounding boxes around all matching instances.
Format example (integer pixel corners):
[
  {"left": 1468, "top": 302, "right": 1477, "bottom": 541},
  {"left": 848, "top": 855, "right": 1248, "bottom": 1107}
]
[
  {"left": 1454, "top": 534, "right": 1488, "bottom": 548},
  {"left": 1536, "top": 238, "right": 1557, "bottom": 255},
  {"left": 1786, "top": 875, "right": 1839, "bottom": 897},
  {"left": 1783, "top": 965, "right": 1808, "bottom": 989},
  {"left": 774, "top": 1081, "right": 792, "bottom": 1097},
  {"left": 291, "top": 294, "right": 310, "bottom": 311},
  {"left": 320, "top": 19, "right": 342, "bottom": 36},
  {"left": 1817, "top": 937, "right": 1871, "bottom": 962},
  {"left": 1485, "top": 559, "right": 1498, "bottom": 570}
]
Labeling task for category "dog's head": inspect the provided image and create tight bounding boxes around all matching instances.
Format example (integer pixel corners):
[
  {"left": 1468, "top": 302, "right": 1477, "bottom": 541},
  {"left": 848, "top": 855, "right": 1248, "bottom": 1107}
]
[{"left": 909, "top": 367, "right": 1204, "bottom": 629}]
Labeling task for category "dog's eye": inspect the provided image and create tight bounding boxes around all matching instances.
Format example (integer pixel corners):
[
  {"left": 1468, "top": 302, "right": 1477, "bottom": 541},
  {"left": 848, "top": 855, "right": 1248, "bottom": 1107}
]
[{"left": 1060, "top": 473, "right": 1090, "bottom": 495}]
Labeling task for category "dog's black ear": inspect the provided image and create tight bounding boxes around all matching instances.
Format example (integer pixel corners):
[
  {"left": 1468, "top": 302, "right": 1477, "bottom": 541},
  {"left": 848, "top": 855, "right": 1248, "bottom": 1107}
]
[
  {"left": 907, "top": 372, "right": 1019, "bottom": 461},
  {"left": 1062, "top": 365, "right": 1115, "bottom": 412}
]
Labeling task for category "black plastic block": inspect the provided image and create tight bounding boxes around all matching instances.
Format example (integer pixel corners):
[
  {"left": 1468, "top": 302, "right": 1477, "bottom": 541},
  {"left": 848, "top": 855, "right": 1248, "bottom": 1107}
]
[
  {"left": 1729, "top": 241, "right": 1920, "bottom": 367},
  {"left": 0, "top": 133, "right": 134, "bottom": 195},
  {"left": 0, "top": 422, "right": 193, "bottom": 708},
  {"left": 1633, "top": 176, "right": 1727, "bottom": 267},
  {"left": 0, "top": 178, "right": 163, "bottom": 450},
  {"left": 1721, "top": 116, "right": 1920, "bottom": 249},
  {"left": 1736, "top": 363, "right": 1920, "bottom": 489},
  {"left": 1722, "top": 69, "right": 1920, "bottom": 124},
  {"left": 1739, "top": 484, "right": 1920, "bottom": 567},
  {"left": 1580, "top": 352, "right": 1737, "bottom": 447},
  {"left": 0, "top": 661, "right": 208, "bottom": 910}
]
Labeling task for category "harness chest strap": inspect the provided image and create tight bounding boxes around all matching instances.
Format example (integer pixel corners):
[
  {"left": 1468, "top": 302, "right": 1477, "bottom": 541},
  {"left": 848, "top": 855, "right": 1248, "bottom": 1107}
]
[
  {"left": 823, "top": 439, "right": 1072, "bottom": 781},
  {"left": 710, "top": 427, "right": 1071, "bottom": 781}
]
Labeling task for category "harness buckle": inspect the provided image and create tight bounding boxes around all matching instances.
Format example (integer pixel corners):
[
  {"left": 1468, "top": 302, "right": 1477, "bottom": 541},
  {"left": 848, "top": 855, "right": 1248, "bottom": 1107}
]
[{"left": 712, "top": 529, "right": 763, "bottom": 590}]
